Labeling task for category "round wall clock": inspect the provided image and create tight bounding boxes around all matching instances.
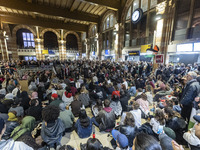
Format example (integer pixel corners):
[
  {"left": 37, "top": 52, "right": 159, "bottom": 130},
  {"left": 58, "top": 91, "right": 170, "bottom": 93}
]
[{"left": 132, "top": 8, "right": 143, "bottom": 24}]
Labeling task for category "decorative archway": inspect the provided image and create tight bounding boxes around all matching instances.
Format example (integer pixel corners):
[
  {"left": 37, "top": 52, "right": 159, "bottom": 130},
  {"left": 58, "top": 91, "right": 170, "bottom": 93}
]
[
  {"left": 121, "top": 0, "right": 134, "bottom": 24},
  {"left": 40, "top": 28, "right": 60, "bottom": 39},
  {"left": 12, "top": 25, "right": 36, "bottom": 37},
  {"left": 64, "top": 31, "right": 80, "bottom": 43},
  {"left": 64, "top": 31, "right": 82, "bottom": 55}
]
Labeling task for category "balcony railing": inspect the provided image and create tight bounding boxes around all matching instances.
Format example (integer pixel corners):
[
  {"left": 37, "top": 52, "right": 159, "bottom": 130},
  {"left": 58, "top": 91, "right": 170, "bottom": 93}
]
[{"left": 17, "top": 49, "right": 36, "bottom": 52}]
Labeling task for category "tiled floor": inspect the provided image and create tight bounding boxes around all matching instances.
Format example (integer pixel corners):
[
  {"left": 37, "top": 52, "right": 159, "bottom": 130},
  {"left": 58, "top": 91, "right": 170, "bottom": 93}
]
[
  {"left": 60, "top": 108, "right": 113, "bottom": 150},
  {"left": 59, "top": 107, "right": 189, "bottom": 150}
]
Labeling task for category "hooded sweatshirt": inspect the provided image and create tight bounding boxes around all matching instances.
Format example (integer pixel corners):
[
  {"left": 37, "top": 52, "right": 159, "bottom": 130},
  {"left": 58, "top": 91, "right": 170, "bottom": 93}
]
[
  {"left": 11, "top": 116, "right": 35, "bottom": 140},
  {"left": 41, "top": 118, "right": 65, "bottom": 146}
]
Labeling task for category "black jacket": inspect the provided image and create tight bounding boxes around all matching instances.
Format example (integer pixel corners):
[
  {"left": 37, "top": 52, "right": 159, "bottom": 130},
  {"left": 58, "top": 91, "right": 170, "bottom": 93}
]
[
  {"left": 166, "top": 117, "right": 187, "bottom": 145},
  {"left": 180, "top": 79, "right": 200, "bottom": 106}
]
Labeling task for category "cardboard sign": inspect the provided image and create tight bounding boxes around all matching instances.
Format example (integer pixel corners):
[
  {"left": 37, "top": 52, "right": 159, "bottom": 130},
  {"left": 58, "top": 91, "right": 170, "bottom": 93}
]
[{"left": 155, "top": 54, "right": 164, "bottom": 64}]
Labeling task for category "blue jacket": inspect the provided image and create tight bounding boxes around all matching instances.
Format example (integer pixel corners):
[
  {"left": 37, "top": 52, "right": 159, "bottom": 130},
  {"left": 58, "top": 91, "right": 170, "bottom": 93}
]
[
  {"left": 180, "top": 79, "right": 200, "bottom": 106},
  {"left": 75, "top": 117, "right": 93, "bottom": 138}
]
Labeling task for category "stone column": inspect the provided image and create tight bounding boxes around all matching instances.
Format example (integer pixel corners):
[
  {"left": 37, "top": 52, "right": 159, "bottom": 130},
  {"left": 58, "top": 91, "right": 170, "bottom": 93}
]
[
  {"left": 86, "top": 38, "right": 90, "bottom": 59},
  {"left": 0, "top": 30, "right": 9, "bottom": 61},
  {"left": 98, "top": 33, "right": 102, "bottom": 60},
  {"left": 58, "top": 40, "right": 67, "bottom": 61},
  {"left": 35, "top": 38, "right": 44, "bottom": 60}
]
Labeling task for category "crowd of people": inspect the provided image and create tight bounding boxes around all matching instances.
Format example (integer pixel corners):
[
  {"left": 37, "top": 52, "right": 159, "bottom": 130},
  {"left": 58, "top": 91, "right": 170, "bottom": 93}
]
[{"left": 0, "top": 59, "right": 200, "bottom": 150}]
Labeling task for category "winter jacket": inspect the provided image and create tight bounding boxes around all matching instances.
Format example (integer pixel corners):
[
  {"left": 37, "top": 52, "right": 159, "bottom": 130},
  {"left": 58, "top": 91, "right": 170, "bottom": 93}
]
[
  {"left": 9, "top": 106, "right": 24, "bottom": 117},
  {"left": 96, "top": 107, "right": 116, "bottom": 131},
  {"left": 120, "top": 95, "right": 129, "bottom": 112},
  {"left": 181, "top": 79, "right": 200, "bottom": 106},
  {"left": 78, "top": 93, "right": 90, "bottom": 107},
  {"left": 26, "top": 105, "right": 42, "bottom": 121},
  {"left": 59, "top": 110, "right": 74, "bottom": 129},
  {"left": 159, "top": 133, "right": 173, "bottom": 150},
  {"left": 41, "top": 118, "right": 65, "bottom": 147},
  {"left": 110, "top": 101, "right": 122, "bottom": 117},
  {"left": 166, "top": 117, "right": 186, "bottom": 145},
  {"left": 183, "top": 128, "right": 200, "bottom": 146},
  {"left": 71, "top": 100, "right": 82, "bottom": 117},
  {"left": 3, "top": 121, "right": 19, "bottom": 140},
  {"left": 0, "top": 139, "right": 33, "bottom": 150},
  {"left": 62, "top": 92, "right": 73, "bottom": 106},
  {"left": 75, "top": 117, "right": 93, "bottom": 138}
]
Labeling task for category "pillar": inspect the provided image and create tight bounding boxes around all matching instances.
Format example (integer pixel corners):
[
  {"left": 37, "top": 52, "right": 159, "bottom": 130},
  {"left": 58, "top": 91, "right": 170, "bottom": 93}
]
[
  {"left": 153, "top": 1, "right": 168, "bottom": 69},
  {"left": 98, "top": 34, "right": 102, "bottom": 60},
  {"left": 58, "top": 40, "right": 67, "bottom": 61},
  {"left": 35, "top": 38, "right": 44, "bottom": 60},
  {"left": 86, "top": 38, "right": 90, "bottom": 59},
  {"left": 0, "top": 30, "right": 9, "bottom": 61}
]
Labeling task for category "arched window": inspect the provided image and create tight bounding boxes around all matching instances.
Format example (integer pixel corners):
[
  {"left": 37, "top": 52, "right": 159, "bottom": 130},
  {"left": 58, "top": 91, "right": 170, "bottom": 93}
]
[
  {"left": 103, "top": 14, "right": 115, "bottom": 31},
  {"left": 66, "top": 34, "right": 78, "bottom": 50},
  {"left": 102, "top": 14, "right": 116, "bottom": 52},
  {"left": 16, "top": 29, "right": 35, "bottom": 49},
  {"left": 91, "top": 25, "right": 97, "bottom": 37},
  {"left": 90, "top": 25, "right": 98, "bottom": 54},
  {"left": 44, "top": 31, "right": 58, "bottom": 50}
]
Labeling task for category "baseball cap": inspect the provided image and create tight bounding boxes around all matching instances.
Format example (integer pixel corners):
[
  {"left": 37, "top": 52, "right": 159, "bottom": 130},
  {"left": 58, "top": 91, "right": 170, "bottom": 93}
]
[
  {"left": 193, "top": 115, "right": 200, "bottom": 123},
  {"left": 112, "top": 129, "right": 128, "bottom": 148},
  {"left": 51, "top": 93, "right": 58, "bottom": 99},
  {"left": 0, "top": 117, "right": 5, "bottom": 134}
]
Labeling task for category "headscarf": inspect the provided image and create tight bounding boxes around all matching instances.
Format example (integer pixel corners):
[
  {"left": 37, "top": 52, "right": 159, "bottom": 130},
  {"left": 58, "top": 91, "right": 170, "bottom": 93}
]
[
  {"left": 7, "top": 112, "right": 18, "bottom": 122},
  {"left": 10, "top": 116, "right": 35, "bottom": 140}
]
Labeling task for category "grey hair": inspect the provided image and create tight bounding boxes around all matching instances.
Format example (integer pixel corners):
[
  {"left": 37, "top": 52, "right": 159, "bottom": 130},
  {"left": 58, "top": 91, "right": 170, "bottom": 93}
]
[{"left": 188, "top": 71, "right": 197, "bottom": 79}]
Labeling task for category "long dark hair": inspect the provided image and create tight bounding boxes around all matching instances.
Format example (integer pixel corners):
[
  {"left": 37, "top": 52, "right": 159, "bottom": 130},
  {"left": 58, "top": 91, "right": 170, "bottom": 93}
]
[
  {"left": 86, "top": 138, "right": 103, "bottom": 150},
  {"left": 134, "top": 133, "right": 162, "bottom": 150},
  {"left": 79, "top": 109, "right": 90, "bottom": 127}
]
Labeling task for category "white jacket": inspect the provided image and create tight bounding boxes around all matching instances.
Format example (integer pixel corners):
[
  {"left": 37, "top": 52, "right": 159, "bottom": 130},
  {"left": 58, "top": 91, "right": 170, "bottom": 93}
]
[
  {"left": 183, "top": 128, "right": 200, "bottom": 146},
  {"left": 62, "top": 92, "right": 73, "bottom": 106},
  {"left": 0, "top": 139, "right": 33, "bottom": 150}
]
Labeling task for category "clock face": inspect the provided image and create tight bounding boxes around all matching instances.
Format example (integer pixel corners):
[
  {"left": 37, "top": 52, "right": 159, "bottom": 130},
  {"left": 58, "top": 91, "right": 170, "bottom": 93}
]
[
  {"left": 132, "top": 10, "right": 140, "bottom": 22},
  {"left": 132, "top": 8, "right": 143, "bottom": 24}
]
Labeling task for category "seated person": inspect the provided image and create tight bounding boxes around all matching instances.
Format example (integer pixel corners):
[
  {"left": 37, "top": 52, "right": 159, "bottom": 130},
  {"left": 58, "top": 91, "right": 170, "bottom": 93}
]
[
  {"left": 75, "top": 109, "right": 93, "bottom": 138},
  {"left": 26, "top": 99, "right": 42, "bottom": 121},
  {"left": 10, "top": 116, "right": 35, "bottom": 141},
  {"left": 59, "top": 103, "right": 74, "bottom": 132},
  {"left": 132, "top": 133, "right": 162, "bottom": 150},
  {"left": 183, "top": 115, "right": 200, "bottom": 147},
  {"left": 114, "top": 112, "right": 138, "bottom": 148},
  {"left": 0, "top": 117, "right": 33, "bottom": 150},
  {"left": 121, "top": 101, "right": 141, "bottom": 128},
  {"left": 2, "top": 111, "right": 19, "bottom": 140},
  {"left": 111, "top": 130, "right": 129, "bottom": 150},
  {"left": 110, "top": 94, "right": 122, "bottom": 118},
  {"left": 8, "top": 98, "right": 24, "bottom": 117},
  {"left": 41, "top": 105, "right": 65, "bottom": 148},
  {"left": 96, "top": 99, "right": 116, "bottom": 132},
  {"left": 91, "top": 99, "right": 103, "bottom": 117},
  {"left": 50, "top": 93, "right": 62, "bottom": 108}
]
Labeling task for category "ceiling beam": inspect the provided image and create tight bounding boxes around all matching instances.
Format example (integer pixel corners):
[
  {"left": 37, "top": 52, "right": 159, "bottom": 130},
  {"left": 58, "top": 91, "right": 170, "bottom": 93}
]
[
  {"left": 83, "top": 0, "right": 120, "bottom": 10},
  {"left": 0, "top": 14, "right": 88, "bottom": 32},
  {"left": 0, "top": 0, "right": 99, "bottom": 23}
]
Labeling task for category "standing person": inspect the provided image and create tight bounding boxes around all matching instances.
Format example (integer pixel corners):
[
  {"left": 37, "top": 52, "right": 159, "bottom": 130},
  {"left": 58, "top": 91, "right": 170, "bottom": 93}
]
[{"left": 180, "top": 72, "right": 200, "bottom": 122}]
